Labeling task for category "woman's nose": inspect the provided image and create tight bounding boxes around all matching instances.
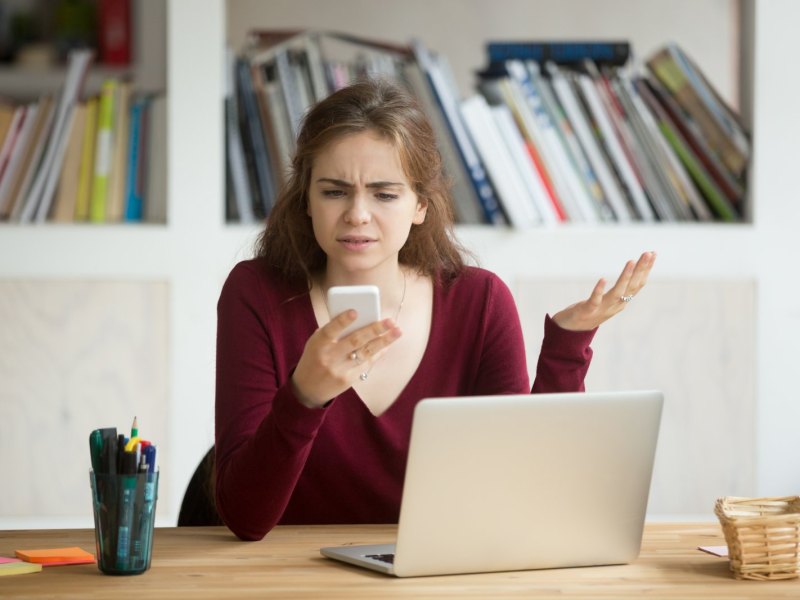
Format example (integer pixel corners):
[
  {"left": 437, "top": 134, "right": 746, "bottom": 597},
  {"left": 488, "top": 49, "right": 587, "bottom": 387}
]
[{"left": 343, "top": 193, "right": 371, "bottom": 225}]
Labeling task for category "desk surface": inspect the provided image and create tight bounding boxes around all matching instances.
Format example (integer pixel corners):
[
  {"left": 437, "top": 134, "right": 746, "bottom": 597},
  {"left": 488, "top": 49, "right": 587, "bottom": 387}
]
[{"left": 0, "top": 523, "right": 797, "bottom": 598}]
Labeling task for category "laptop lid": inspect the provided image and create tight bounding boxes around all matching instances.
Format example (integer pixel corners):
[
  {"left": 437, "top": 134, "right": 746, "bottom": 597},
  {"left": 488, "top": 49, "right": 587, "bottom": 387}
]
[
  {"left": 388, "top": 390, "right": 663, "bottom": 577},
  {"left": 321, "top": 390, "right": 663, "bottom": 577}
]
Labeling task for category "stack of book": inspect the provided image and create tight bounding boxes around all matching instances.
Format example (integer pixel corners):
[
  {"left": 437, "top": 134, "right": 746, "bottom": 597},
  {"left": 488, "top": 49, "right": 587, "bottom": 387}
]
[
  {"left": 0, "top": 50, "right": 167, "bottom": 224},
  {"left": 226, "top": 32, "right": 749, "bottom": 226}
]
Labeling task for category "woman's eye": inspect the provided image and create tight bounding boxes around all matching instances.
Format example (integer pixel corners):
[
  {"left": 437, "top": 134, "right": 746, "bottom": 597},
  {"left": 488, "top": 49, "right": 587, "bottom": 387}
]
[
  {"left": 377, "top": 193, "right": 399, "bottom": 201},
  {"left": 321, "top": 189, "right": 345, "bottom": 198}
]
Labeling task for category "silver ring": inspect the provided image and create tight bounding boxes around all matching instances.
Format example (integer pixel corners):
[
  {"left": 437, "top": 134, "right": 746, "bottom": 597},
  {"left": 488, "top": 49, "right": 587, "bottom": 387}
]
[
  {"left": 349, "top": 351, "right": 362, "bottom": 365},
  {"left": 620, "top": 294, "right": 634, "bottom": 303}
]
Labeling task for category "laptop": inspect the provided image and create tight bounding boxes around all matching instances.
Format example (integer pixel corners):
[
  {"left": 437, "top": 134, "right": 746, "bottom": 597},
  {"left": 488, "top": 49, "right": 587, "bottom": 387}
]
[{"left": 320, "top": 390, "right": 663, "bottom": 577}]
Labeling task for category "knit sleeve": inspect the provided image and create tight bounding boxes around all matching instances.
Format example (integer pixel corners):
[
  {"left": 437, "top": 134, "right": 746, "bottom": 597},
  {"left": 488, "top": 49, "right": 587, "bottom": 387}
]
[
  {"left": 531, "top": 315, "right": 596, "bottom": 393},
  {"left": 214, "top": 263, "right": 328, "bottom": 541}
]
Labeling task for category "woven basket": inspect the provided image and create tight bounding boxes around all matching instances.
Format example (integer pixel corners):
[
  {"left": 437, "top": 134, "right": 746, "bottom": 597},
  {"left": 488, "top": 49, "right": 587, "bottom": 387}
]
[{"left": 715, "top": 496, "right": 800, "bottom": 580}]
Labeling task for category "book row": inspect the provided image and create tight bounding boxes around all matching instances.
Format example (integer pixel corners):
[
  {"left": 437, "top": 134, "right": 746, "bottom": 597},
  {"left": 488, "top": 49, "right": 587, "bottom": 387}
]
[
  {"left": 226, "top": 32, "right": 750, "bottom": 226},
  {"left": 0, "top": 50, "right": 166, "bottom": 224}
]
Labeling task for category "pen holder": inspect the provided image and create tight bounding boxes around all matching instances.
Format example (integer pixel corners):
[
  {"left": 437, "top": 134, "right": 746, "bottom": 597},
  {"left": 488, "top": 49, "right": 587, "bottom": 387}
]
[{"left": 90, "top": 470, "right": 159, "bottom": 575}]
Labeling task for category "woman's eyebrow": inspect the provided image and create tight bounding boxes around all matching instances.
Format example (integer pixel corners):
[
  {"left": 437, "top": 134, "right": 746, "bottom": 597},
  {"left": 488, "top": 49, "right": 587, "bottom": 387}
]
[{"left": 315, "top": 177, "right": 405, "bottom": 188}]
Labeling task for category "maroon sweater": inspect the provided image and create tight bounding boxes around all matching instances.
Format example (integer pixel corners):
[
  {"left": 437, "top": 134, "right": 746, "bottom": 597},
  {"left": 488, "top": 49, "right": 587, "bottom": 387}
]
[{"left": 215, "top": 260, "right": 596, "bottom": 541}]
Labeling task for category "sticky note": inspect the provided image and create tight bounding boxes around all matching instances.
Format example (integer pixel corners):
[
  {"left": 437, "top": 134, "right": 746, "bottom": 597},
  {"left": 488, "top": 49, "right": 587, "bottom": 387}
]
[
  {"left": 15, "top": 547, "right": 96, "bottom": 565},
  {"left": 0, "top": 561, "right": 43, "bottom": 576},
  {"left": 0, "top": 556, "right": 21, "bottom": 564},
  {"left": 698, "top": 545, "right": 729, "bottom": 557}
]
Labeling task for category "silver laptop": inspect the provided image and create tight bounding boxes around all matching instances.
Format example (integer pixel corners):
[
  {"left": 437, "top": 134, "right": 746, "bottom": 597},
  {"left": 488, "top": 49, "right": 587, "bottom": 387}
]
[{"left": 321, "top": 390, "right": 663, "bottom": 577}]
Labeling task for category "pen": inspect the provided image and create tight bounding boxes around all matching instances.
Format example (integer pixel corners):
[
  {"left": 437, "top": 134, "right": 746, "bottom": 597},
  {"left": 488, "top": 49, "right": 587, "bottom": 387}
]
[
  {"left": 115, "top": 451, "right": 138, "bottom": 570},
  {"left": 130, "top": 416, "right": 138, "bottom": 438}
]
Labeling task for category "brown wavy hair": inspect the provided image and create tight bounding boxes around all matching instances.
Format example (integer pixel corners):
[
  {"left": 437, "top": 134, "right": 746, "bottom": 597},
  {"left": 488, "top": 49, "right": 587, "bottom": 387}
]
[{"left": 255, "top": 77, "right": 470, "bottom": 283}]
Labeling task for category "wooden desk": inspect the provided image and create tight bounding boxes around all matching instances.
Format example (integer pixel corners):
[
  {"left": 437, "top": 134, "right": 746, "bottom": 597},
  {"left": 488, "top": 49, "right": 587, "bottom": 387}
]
[{"left": 0, "top": 523, "right": 797, "bottom": 598}]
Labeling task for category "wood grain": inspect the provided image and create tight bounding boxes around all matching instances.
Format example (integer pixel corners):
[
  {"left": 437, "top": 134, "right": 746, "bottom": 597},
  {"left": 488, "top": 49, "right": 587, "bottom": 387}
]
[{"left": 0, "top": 524, "right": 797, "bottom": 598}]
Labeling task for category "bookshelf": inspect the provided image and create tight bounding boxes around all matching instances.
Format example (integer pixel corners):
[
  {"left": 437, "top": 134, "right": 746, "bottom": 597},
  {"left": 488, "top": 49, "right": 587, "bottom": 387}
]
[{"left": 2, "top": 0, "right": 799, "bottom": 529}]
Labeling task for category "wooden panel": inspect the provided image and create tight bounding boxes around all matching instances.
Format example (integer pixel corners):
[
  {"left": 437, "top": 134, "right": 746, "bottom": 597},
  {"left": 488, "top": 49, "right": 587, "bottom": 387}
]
[
  {"left": 516, "top": 280, "right": 756, "bottom": 516},
  {"left": 0, "top": 281, "right": 169, "bottom": 520}
]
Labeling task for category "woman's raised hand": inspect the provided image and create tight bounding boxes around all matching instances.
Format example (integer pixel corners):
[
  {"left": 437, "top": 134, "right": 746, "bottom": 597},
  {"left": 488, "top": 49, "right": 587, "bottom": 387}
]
[
  {"left": 291, "top": 311, "right": 402, "bottom": 408},
  {"left": 551, "top": 251, "right": 656, "bottom": 332}
]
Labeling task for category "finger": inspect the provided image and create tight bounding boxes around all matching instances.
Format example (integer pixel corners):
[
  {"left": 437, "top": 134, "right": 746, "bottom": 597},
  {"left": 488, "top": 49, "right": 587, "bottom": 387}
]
[
  {"left": 349, "top": 325, "right": 402, "bottom": 370},
  {"left": 625, "top": 251, "right": 656, "bottom": 295},
  {"left": 607, "top": 260, "right": 635, "bottom": 300},
  {"left": 342, "top": 318, "right": 396, "bottom": 350},
  {"left": 588, "top": 278, "right": 606, "bottom": 307},
  {"left": 320, "top": 309, "right": 358, "bottom": 342}
]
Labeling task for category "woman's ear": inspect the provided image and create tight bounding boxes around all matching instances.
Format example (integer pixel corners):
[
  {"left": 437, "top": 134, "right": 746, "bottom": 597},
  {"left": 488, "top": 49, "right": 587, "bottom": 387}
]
[{"left": 413, "top": 199, "right": 428, "bottom": 225}]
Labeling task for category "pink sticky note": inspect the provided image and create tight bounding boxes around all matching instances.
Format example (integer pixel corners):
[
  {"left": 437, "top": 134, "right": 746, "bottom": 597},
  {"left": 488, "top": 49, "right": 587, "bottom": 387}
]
[
  {"left": 698, "top": 545, "right": 729, "bottom": 557},
  {"left": 0, "top": 557, "right": 21, "bottom": 564}
]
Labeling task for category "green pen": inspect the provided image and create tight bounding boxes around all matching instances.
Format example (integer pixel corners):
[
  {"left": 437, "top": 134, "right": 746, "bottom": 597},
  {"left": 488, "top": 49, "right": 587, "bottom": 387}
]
[{"left": 130, "top": 416, "right": 138, "bottom": 439}]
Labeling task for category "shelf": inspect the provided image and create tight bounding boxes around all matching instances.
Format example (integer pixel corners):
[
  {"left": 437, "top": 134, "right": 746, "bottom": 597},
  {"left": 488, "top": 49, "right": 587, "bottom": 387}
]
[{"left": 0, "top": 65, "right": 136, "bottom": 101}]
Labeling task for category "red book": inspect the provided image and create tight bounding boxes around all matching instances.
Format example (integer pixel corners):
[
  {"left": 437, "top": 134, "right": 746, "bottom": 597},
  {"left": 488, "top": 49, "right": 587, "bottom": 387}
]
[{"left": 98, "top": 0, "right": 131, "bottom": 66}]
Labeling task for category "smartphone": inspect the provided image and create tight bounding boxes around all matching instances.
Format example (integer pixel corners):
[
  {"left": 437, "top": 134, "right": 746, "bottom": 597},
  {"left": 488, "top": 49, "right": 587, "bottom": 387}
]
[{"left": 327, "top": 285, "right": 381, "bottom": 339}]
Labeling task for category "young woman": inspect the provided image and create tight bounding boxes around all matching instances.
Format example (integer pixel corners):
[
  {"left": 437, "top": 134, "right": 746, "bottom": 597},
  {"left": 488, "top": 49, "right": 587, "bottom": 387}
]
[{"left": 215, "top": 78, "right": 655, "bottom": 541}]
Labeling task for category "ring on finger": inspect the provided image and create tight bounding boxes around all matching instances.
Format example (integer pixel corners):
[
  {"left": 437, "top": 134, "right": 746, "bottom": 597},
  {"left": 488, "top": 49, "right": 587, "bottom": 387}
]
[
  {"left": 349, "top": 350, "right": 363, "bottom": 365},
  {"left": 620, "top": 294, "right": 634, "bottom": 303}
]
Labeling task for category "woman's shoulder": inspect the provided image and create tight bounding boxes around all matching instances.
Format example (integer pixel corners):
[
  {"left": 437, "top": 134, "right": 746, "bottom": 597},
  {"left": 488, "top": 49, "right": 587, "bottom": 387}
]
[
  {"left": 222, "top": 258, "right": 305, "bottom": 301},
  {"left": 442, "top": 266, "right": 509, "bottom": 294}
]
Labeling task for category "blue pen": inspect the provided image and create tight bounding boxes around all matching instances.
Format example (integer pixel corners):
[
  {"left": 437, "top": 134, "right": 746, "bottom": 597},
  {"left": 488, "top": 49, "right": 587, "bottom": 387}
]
[{"left": 139, "top": 445, "right": 158, "bottom": 569}]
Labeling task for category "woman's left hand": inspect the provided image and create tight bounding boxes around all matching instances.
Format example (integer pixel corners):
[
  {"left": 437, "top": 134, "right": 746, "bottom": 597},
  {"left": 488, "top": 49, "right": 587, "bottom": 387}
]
[{"left": 552, "top": 251, "right": 656, "bottom": 332}]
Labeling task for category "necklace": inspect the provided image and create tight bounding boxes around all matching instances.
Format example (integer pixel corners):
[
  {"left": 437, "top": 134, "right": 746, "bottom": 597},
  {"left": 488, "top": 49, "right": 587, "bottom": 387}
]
[{"left": 358, "top": 270, "right": 406, "bottom": 381}]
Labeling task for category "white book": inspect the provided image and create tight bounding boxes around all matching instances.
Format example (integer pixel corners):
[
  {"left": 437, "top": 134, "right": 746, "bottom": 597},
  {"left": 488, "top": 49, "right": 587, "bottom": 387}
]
[
  {"left": 528, "top": 62, "right": 604, "bottom": 222},
  {"left": 505, "top": 60, "right": 592, "bottom": 222},
  {"left": 460, "top": 95, "right": 538, "bottom": 229},
  {"left": 0, "top": 104, "right": 37, "bottom": 218},
  {"left": 576, "top": 71, "right": 655, "bottom": 222},
  {"left": 0, "top": 106, "right": 26, "bottom": 194},
  {"left": 491, "top": 103, "right": 558, "bottom": 226},
  {"left": 19, "top": 49, "right": 93, "bottom": 223},
  {"left": 496, "top": 78, "right": 568, "bottom": 222},
  {"left": 548, "top": 64, "right": 632, "bottom": 223}
]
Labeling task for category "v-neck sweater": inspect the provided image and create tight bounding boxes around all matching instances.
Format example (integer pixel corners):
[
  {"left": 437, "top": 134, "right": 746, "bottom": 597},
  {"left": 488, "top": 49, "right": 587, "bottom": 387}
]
[{"left": 215, "top": 259, "right": 597, "bottom": 541}]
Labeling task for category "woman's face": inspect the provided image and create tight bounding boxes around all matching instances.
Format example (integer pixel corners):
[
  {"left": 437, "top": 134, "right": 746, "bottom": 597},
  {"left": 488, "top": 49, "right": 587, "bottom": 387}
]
[{"left": 307, "top": 130, "right": 427, "bottom": 277}]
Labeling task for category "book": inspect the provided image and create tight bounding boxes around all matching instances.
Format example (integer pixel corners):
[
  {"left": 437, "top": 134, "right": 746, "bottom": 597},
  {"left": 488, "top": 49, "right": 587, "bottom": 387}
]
[
  {"left": 9, "top": 98, "right": 56, "bottom": 222},
  {"left": 644, "top": 74, "right": 744, "bottom": 206},
  {"left": 490, "top": 102, "right": 557, "bottom": 226},
  {"left": 123, "top": 96, "right": 147, "bottom": 221},
  {"left": 547, "top": 62, "right": 633, "bottom": 222},
  {"left": 98, "top": 0, "right": 131, "bottom": 66},
  {"left": 413, "top": 40, "right": 505, "bottom": 225},
  {"left": 144, "top": 95, "right": 167, "bottom": 223},
  {"left": 52, "top": 102, "right": 88, "bottom": 222},
  {"left": 647, "top": 46, "right": 747, "bottom": 179},
  {"left": 460, "top": 95, "right": 539, "bottom": 229},
  {"left": 106, "top": 80, "right": 132, "bottom": 221},
  {"left": 237, "top": 56, "right": 276, "bottom": 215},
  {"left": 0, "top": 104, "right": 16, "bottom": 149},
  {"left": 575, "top": 65, "right": 655, "bottom": 222},
  {"left": 225, "top": 48, "right": 255, "bottom": 224},
  {"left": 487, "top": 41, "right": 630, "bottom": 67},
  {"left": 403, "top": 61, "right": 486, "bottom": 224},
  {"left": 90, "top": 79, "right": 118, "bottom": 222},
  {"left": 0, "top": 103, "right": 41, "bottom": 220},
  {"left": 487, "top": 75, "right": 567, "bottom": 221},
  {"left": 22, "top": 48, "right": 93, "bottom": 223},
  {"left": 635, "top": 78, "right": 735, "bottom": 221},
  {"left": 75, "top": 96, "right": 98, "bottom": 220}
]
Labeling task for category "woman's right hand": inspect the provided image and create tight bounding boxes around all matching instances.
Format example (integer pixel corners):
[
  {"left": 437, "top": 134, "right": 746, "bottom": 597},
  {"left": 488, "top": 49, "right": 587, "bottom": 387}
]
[{"left": 291, "top": 311, "right": 402, "bottom": 408}]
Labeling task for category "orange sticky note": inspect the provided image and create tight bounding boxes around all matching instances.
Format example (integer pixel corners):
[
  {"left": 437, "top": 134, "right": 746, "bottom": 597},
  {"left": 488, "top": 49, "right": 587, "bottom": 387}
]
[{"left": 15, "top": 547, "right": 95, "bottom": 565}]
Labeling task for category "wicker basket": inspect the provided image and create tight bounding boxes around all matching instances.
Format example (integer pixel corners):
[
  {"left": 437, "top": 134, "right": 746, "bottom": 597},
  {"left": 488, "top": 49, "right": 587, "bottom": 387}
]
[{"left": 715, "top": 496, "right": 800, "bottom": 580}]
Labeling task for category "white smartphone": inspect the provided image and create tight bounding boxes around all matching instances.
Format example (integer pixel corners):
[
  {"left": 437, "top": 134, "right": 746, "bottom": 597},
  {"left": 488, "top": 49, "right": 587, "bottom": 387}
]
[{"left": 327, "top": 285, "right": 381, "bottom": 339}]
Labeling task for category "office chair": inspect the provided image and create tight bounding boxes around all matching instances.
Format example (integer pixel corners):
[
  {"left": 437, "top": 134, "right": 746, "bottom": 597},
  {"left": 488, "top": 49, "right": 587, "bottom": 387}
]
[{"left": 177, "top": 446, "right": 224, "bottom": 526}]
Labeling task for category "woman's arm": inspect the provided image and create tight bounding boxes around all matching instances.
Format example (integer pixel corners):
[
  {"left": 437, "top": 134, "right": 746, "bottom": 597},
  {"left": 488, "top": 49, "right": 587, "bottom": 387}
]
[{"left": 214, "top": 264, "right": 327, "bottom": 541}]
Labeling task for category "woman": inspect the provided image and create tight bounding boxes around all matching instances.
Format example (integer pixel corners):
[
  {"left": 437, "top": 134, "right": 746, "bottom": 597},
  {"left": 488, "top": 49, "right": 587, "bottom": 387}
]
[{"left": 215, "top": 78, "right": 655, "bottom": 541}]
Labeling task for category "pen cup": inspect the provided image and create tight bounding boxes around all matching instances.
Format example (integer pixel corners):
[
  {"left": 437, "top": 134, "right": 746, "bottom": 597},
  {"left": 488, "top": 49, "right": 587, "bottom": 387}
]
[{"left": 90, "top": 470, "right": 159, "bottom": 575}]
